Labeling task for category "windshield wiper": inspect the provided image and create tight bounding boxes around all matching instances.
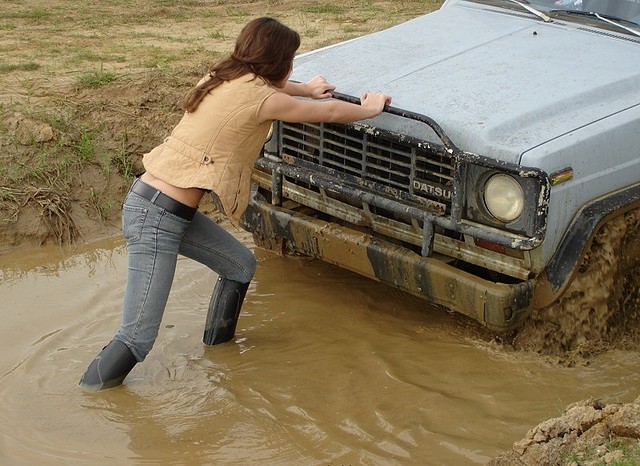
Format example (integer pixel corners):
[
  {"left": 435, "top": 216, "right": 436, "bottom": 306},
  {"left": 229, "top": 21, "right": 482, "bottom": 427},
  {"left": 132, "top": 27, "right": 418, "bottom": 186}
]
[
  {"left": 507, "top": 0, "right": 552, "bottom": 22},
  {"left": 550, "top": 9, "right": 640, "bottom": 37}
]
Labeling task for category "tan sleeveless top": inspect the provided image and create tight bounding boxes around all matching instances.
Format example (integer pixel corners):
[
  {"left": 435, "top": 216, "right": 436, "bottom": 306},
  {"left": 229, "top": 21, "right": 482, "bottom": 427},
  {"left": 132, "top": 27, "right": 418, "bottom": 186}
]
[{"left": 142, "top": 74, "right": 277, "bottom": 225}]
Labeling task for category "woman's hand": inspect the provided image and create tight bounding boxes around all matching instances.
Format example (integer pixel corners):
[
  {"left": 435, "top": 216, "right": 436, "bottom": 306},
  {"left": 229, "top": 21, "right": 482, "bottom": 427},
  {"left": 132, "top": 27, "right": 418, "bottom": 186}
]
[
  {"left": 360, "top": 92, "right": 392, "bottom": 115},
  {"left": 304, "top": 75, "right": 336, "bottom": 99}
]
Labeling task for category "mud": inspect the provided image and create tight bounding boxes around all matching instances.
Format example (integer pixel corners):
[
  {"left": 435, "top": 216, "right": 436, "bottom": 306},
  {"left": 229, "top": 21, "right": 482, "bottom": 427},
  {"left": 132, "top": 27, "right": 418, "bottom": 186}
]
[
  {"left": 1, "top": 235, "right": 640, "bottom": 465},
  {"left": 514, "top": 208, "right": 640, "bottom": 362},
  {"left": 2, "top": 1, "right": 640, "bottom": 463}
]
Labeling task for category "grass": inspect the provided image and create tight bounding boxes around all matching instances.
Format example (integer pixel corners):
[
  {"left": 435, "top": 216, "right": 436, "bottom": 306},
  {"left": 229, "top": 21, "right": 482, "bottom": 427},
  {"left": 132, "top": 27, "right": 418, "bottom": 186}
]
[
  {"left": 2, "top": 0, "right": 443, "bottom": 75},
  {"left": 77, "top": 69, "right": 118, "bottom": 88},
  {"left": 562, "top": 439, "right": 640, "bottom": 465},
  {"left": 301, "top": 4, "right": 346, "bottom": 14},
  {"left": 207, "top": 30, "right": 227, "bottom": 40},
  {"left": 112, "top": 130, "right": 135, "bottom": 184},
  {"left": 0, "top": 63, "right": 40, "bottom": 73},
  {"left": 76, "top": 130, "right": 96, "bottom": 162},
  {"left": 4, "top": 7, "right": 51, "bottom": 19},
  {"left": 139, "top": 46, "right": 183, "bottom": 69},
  {"left": 73, "top": 50, "right": 125, "bottom": 64},
  {"left": 225, "top": 7, "right": 251, "bottom": 17},
  {"left": 89, "top": 187, "right": 110, "bottom": 223},
  {"left": 0, "top": 0, "right": 442, "bottom": 246}
]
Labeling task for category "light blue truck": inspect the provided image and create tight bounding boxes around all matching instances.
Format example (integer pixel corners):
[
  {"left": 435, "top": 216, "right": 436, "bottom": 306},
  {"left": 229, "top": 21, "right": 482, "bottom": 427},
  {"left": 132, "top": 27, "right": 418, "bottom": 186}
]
[{"left": 241, "top": 0, "right": 640, "bottom": 345}]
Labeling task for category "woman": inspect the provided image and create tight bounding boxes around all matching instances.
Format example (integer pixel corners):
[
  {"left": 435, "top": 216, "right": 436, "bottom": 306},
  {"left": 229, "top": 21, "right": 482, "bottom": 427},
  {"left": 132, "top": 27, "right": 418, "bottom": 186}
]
[{"left": 79, "top": 17, "right": 391, "bottom": 391}]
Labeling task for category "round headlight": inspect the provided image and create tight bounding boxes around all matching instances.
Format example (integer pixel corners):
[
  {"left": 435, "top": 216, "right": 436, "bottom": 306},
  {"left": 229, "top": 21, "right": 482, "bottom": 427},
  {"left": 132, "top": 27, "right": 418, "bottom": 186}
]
[{"left": 484, "top": 174, "right": 525, "bottom": 223}]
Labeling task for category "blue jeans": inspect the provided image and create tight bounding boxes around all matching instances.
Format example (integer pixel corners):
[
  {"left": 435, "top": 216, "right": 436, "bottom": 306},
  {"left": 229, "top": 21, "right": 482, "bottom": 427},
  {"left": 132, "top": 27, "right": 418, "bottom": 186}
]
[{"left": 114, "top": 184, "right": 257, "bottom": 362}]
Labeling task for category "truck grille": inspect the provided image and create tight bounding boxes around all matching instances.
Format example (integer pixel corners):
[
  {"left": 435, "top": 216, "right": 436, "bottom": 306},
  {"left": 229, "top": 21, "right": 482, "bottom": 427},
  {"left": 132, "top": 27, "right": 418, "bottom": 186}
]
[{"left": 279, "top": 122, "right": 454, "bottom": 212}]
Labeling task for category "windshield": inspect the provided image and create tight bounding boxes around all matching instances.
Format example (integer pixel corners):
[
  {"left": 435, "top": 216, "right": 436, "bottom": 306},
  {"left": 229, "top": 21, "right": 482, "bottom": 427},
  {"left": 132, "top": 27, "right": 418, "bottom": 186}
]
[{"left": 471, "top": 0, "right": 640, "bottom": 30}]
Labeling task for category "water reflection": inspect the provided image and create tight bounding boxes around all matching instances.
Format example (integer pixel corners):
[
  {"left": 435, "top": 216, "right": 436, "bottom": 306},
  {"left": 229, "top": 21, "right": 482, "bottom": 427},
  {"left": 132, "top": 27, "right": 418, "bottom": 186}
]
[
  {"left": 1, "top": 233, "right": 639, "bottom": 465},
  {"left": 0, "top": 236, "right": 121, "bottom": 282}
]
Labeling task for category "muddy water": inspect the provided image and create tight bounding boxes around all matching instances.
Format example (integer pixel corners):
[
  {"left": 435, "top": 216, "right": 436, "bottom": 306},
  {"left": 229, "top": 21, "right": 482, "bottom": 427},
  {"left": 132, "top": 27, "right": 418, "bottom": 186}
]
[{"left": 1, "top": 230, "right": 639, "bottom": 466}]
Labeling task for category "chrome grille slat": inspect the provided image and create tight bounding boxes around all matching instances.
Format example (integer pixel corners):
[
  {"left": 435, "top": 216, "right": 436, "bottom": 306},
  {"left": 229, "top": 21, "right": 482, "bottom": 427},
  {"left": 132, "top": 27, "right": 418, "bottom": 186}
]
[{"left": 280, "top": 121, "right": 454, "bottom": 211}]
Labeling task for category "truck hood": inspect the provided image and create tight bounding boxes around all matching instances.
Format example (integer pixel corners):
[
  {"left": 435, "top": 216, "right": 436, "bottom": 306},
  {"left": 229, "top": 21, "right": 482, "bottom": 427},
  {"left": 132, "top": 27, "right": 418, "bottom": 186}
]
[{"left": 291, "top": 0, "right": 640, "bottom": 163}]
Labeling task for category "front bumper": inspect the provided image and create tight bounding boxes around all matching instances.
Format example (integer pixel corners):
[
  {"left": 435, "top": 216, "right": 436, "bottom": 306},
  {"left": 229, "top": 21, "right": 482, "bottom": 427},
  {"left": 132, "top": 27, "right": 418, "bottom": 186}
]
[{"left": 242, "top": 198, "right": 535, "bottom": 332}]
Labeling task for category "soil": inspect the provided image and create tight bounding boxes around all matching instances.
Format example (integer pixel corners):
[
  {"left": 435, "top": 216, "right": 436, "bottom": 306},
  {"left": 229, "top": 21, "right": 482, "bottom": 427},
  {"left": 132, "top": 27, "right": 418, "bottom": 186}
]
[
  {"left": 1, "top": 0, "right": 436, "bottom": 252},
  {"left": 488, "top": 397, "right": 640, "bottom": 466},
  {"left": 1, "top": 1, "right": 639, "bottom": 464}
]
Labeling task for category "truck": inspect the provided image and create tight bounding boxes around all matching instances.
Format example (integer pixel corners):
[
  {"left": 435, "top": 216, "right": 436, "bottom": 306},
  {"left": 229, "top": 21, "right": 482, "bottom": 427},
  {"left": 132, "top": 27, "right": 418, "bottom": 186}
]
[{"left": 240, "top": 0, "right": 640, "bottom": 351}]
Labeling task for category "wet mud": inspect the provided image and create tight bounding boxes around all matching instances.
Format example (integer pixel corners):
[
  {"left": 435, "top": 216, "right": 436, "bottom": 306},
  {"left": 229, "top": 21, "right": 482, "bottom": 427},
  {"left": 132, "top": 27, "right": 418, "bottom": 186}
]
[
  {"left": 2, "top": 230, "right": 640, "bottom": 465},
  {"left": 515, "top": 208, "right": 640, "bottom": 360}
]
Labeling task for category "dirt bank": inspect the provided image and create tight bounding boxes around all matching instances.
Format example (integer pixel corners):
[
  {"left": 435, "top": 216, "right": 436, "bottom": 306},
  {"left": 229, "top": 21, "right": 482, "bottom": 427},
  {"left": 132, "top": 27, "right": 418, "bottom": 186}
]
[{"left": 489, "top": 398, "right": 640, "bottom": 466}]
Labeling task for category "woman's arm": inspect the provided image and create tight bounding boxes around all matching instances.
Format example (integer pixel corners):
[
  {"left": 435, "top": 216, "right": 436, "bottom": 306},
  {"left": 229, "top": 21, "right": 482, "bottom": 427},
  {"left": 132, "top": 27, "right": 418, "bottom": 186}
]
[
  {"left": 258, "top": 90, "right": 391, "bottom": 124},
  {"left": 279, "top": 76, "right": 336, "bottom": 99}
]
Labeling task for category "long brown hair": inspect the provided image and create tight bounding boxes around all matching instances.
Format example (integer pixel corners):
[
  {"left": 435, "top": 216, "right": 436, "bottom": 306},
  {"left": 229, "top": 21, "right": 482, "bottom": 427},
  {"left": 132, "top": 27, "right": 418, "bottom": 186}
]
[{"left": 182, "top": 17, "right": 301, "bottom": 113}]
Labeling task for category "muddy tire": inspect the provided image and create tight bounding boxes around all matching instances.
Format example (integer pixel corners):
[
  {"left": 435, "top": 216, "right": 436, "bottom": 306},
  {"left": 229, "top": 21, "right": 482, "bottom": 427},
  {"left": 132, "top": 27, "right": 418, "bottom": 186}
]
[{"left": 513, "top": 207, "right": 640, "bottom": 356}]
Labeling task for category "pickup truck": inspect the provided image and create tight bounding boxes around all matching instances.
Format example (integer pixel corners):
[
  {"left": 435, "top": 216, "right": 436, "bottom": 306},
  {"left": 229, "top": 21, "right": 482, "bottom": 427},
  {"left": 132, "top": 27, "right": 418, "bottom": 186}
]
[{"left": 240, "top": 0, "right": 640, "bottom": 350}]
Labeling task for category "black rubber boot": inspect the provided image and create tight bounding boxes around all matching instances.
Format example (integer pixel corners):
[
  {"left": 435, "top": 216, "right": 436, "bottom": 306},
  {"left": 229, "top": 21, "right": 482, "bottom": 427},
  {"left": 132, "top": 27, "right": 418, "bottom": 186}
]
[
  {"left": 203, "top": 277, "right": 249, "bottom": 345},
  {"left": 79, "top": 339, "right": 137, "bottom": 391}
]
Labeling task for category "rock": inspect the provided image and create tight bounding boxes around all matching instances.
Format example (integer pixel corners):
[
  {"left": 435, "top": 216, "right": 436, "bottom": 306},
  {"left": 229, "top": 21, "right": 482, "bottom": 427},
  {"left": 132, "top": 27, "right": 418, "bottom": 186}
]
[
  {"left": 7, "top": 115, "right": 55, "bottom": 145},
  {"left": 608, "top": 403, "right": 640, "bottom": 438},
  {"left": 488, "top": 398, "right": 640, "bottom": 466},
  {"left": 603, "top": 449, "right": 624, "bottom": 463}
]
